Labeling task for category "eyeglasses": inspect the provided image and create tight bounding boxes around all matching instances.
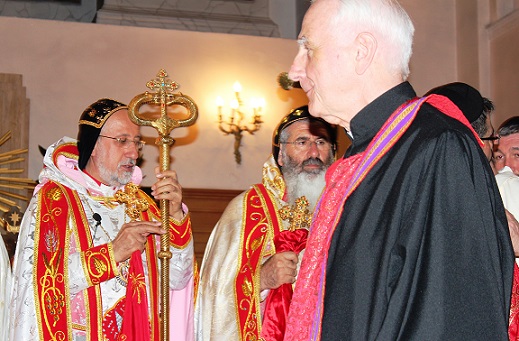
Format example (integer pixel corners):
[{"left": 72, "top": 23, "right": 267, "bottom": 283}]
[
  {"left": 480, "top": 135, "right": 500, "bottom": 141},
  {"left": 99, "top": 135, "right": 145, "bottom": 151},
  {"left": 280, "top": 138, "right": 331, "bottom": 151}
]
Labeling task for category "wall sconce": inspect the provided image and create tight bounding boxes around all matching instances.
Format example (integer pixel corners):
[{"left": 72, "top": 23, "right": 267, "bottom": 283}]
[{"left": 217, "top": 81, "right": 265, "bottom": 164}]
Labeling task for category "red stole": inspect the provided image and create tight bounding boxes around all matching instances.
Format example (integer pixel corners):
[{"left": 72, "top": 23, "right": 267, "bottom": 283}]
[
  {"left": 34, "top": 181, "right": 162, "bottom": 341},
  {"left": 119, "top": 252, "right": 151, "bottom": 341},
  {"left": 284, "top": 94, "right": 481, "bottom": 341},
  {"left": 260, "top": 229, "right": 308, "bottom": 341},
  {"left": 34, "top": 182, "right": 114, "bottom": 340},
  {"left": 117, "top": 188, "right": 192, "bottom": 341},
  {"left": 510, "top": 263, "right": 519, "bottom": 340},
  {"left": 234, "top": 184, "right": 282, "bottom": 340},
  {"left": 122, "top": 190, "right": 163, "bottom": 341}
]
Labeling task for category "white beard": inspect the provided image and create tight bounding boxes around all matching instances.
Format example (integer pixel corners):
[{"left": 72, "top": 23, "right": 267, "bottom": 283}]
[
  {"left": 284, "top": 171, "right": 326, "bottom": 211},
  {"left": 95, "top": 143, "right": 135, "bottom": 187}
]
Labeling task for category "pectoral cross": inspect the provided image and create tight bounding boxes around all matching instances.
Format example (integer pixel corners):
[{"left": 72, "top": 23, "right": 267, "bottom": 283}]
[
  {"left": 114, "top": 182, "right": 149, "bottom": 221},
  {"left": 278, "top": 196, "right": 312, "bottom": 232}
]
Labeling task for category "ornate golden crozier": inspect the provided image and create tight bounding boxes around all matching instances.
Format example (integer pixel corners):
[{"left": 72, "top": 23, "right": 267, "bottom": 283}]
[{"left": 127, "top": 69, "right": 198, "bottom": 341}]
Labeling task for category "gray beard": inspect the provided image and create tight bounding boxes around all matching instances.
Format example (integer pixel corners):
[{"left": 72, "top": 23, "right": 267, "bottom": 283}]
[
  {"left": 96, "top": 145, "right": 134, "bottom": 187},
  {"left": 283, "top": 171, "right": 326, "bottom": 211}
]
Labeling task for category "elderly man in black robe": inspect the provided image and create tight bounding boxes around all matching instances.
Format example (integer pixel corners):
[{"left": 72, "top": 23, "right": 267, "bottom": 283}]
[{"left": 283, "top": 0, "right": 514, "bottom": 340}]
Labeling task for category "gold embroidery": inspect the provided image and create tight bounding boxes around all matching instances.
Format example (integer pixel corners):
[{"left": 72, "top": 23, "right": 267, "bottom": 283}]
[
  {"left": 90, "top": 195, "right": 118, "bottom": 209},
  {"left": 39, "top": 188, "right": 67, "bottom": 332},
  {"left": 235, "top": 185, "right": 279, "bottom": 339},
  {"left": 46, "top": 187, "right": 63, "bottom": 201},
  {"left": 85, "top": 248, "right": 111, "bottom": 285},
  {"left": 129, "top": 272, "right": 146, "bottom": 304},
  {"left": 262, "top": 162, "right": 285, "bottom": 195},
  {"left": 114, "top": 182, "right": 149, "bottom": 220},
  {"left": 40, "top": 244, "right": 66, "bottom": 329},
  {"left": 93, "top": 257, "right": 108, "bottom": 273},
  {"left": 278, "top": 196, "right": 312, "bottom": 231},
  {"left": 242, "top": 278, "right": 253, "bottom": 298},
  {"left": 245, "top": 331, "right": 259, "bottom": 341},
  {"left": 250, "top": 236, "right": 263, "bottom": 252}
]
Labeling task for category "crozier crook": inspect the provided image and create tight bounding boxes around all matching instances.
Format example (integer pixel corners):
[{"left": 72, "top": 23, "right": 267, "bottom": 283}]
[{"left": 127, "top": 69, "right": 198, "bottom": 341}]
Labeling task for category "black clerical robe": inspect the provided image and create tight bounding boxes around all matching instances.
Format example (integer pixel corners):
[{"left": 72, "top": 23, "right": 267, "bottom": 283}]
[{"left": 321, "top": 82, "right": 514, "bottom": 340}]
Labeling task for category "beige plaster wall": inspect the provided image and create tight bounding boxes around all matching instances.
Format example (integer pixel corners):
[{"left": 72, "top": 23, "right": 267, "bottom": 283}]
[
  {"left": 488, "top": 10, "right": 519, "bottom": 126},
  {"left": 1, "top": 0, "right": 517, "bottom": 190},
  {"left": 401, "top": 0, "right": 458, "bottom": 94},
  {"left": 0, "top": 17, "right": 308, "bottom": 190},
  {"left": 456, "top": 0, "right": 480, "bottom": 87}
]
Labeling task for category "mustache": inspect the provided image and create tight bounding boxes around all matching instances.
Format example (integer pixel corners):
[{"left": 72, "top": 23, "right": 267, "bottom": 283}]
[
  {"left": 119, "top": 159, "right": 136, "bottom": 167},
  {"left": 302, "top": 158, "right": 325, "bottom": 167}
]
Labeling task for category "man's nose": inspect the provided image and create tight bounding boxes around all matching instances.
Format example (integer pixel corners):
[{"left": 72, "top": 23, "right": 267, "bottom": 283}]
[
  {"left": 125, "top": 142, "right": 139, "bottom": 159},
  {"left": 288, "top": 52, "right": 305, "bottom": 82},
  {"left": 307, "top": 141, "right": 320, "bottom": 157}
]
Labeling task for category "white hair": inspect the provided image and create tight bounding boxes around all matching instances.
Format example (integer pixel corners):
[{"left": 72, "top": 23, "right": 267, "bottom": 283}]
[{"left": 321, "top": 0, "right": 415, "bottom": 80}]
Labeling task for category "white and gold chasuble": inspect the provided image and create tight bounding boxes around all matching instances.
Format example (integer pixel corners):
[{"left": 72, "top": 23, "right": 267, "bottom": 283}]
[
  {"left": 0, "top": 236, "right": 11, "bottom": 341},
  {"left": 195, "top": 156, "right": 307, "bottom": 341},
  {"left": 9, "top": 137, "right": 195, "bottom": 341}
]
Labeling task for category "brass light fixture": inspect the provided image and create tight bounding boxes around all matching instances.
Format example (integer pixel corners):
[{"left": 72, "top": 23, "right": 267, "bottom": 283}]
[{"left": 217, "top": 81, "right": 265, "bottom": 164}]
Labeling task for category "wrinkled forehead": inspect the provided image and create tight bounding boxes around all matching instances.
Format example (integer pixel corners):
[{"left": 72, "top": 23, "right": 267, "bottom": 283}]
[
  {"left": 300, "top": 0, "right": 350, "bottom": 44},
  {"left": 497, "top": 133, "right": 519, "bottom": 152},
  {"left": 101, "top": 109, "right": 140, "bottom": 135},
  {"left": 284, "top": 119, "right": 331, "bottom": 140}
]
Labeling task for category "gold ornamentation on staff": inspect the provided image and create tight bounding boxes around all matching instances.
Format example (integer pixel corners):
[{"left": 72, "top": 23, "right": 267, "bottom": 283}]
[{"left": 127, "top": 69, "right": 198, "bottom": 341}]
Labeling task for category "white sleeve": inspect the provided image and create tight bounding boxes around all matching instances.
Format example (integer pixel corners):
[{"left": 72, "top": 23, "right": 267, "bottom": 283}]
[
  {"left": 9, "top": 198, "right": 39, "bottom": 340},
  {"left": 0, "top": 235, "right": 12, "bottom": 341},
  {"left": 169, "top": 238, "right": 194, "bottom": 290}
]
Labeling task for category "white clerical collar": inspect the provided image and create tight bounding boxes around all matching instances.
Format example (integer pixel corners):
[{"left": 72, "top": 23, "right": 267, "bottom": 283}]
[{"left": 498, "top": 166, "right": 514, "bottom": 174}]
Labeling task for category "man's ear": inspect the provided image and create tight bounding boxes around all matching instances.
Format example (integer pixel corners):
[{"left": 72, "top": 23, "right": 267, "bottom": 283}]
[
  {"left": 277, "top": 148, "right": 284, "bottom": 167},
  {"left": 354, "top": 32, "right": 377, "bottom": 75}
]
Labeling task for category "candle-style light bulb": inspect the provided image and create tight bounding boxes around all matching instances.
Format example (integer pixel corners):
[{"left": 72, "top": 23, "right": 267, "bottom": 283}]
[
  {"left": 250, "top": 98, "right": 258, "bottom": 109},
  {"left": 230, "top": 99, "right": 239, "bottom": 110},
  {"left": 216, "top": 96, "right": 224, "bottom": 121},
  {"left": 233, "top": 81, "right": 242, "bottom": 93},
  {"left": 216, "top": 96, "right": 225, "bottom": 107},
  {"left": 215, "top": 80, "right": 265, "bottom": 163},
  {"left": 258, "top": 98, "right": 266, "bottom": 110}
]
